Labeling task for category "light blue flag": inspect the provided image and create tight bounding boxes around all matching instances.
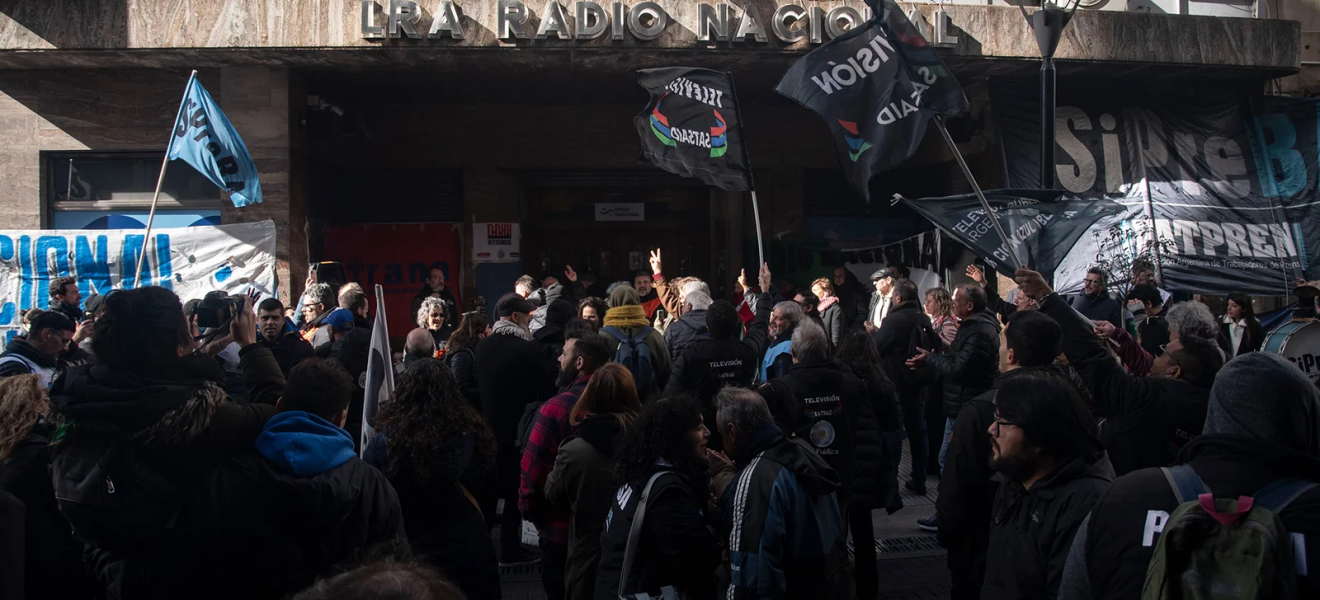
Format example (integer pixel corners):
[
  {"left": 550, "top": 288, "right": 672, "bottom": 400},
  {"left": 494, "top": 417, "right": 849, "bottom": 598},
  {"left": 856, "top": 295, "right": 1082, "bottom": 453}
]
[{"left": 167, "top": 73, "right": 262, "bottom": 207}]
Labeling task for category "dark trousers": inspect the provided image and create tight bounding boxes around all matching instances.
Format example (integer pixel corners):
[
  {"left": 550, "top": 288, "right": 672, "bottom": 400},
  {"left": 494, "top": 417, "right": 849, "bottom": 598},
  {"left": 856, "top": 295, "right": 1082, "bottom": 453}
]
[
  {"left": 487, "top": 446, "right": 524, "bottom": 555},
  {"left": 848, "top": 503, "right": 878, "bottom": 600},
  {"left": 899, "top": 387, "right": 928, "bottom": 485},
  {"left": 540, "top": 539, "right": 568, "bottom": 600},
  {"left": 924, "top": 387, "right": 944, "bottom": 476},
  {"left": 946, "top": 537, "right": 988, "bottom": 600}
]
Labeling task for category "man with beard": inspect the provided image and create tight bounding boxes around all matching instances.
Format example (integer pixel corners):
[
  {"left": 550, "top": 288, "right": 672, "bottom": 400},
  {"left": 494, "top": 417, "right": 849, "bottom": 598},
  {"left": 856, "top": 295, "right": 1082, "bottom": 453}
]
[
  {"left": 0, "top": 311, "right": 75, "bottom": 387},
  {"left": 633, "top": 270, "right": 663, "bottom": 320},
  {"left": 411, "top": 266, "right": 461, "bottom": 336},
  {"left": 519, "top": 333, "right": 611, "bottom": 600},
  {"left": 982, "top": 371, "right": 1112, "bottom": 600},
  {"left": 256, "top": 298, "right": 315, "bottom": 376}
]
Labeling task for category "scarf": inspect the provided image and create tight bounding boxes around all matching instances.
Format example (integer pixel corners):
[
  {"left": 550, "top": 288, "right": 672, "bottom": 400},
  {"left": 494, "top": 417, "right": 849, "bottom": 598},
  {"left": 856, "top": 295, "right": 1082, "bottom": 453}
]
[
  {"left": 817, "top": 296, "right": 838, "bottom": 313},
  {"left": 491, "top": 319, "right": 532, "bottom": 341},
  {"left": 603, "top": 305, "right": 650, "bottom": 329}
]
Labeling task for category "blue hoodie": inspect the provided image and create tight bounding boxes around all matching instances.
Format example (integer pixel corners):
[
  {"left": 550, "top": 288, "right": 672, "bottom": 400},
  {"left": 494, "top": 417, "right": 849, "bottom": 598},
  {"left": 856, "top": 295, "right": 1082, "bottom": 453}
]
[{"left": 255, "top": 411, "right": 357, "bottom": 477}]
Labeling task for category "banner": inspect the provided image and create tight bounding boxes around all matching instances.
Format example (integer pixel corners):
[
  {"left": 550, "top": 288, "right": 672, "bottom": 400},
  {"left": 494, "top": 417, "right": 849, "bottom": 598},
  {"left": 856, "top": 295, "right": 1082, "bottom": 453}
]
[
  {"left": 324, "top": 223, "right": 463, "bottom": 339},
  {"left": 991, "top": 80, "right": 1320, "bottom": 294},
  {"left": 167, "top": 74, "right": 263, "bottom": 207},
  {"left": 473, "top": 222, "right": 521, "bottom": 263},
  {"left": 774, "top": 0, "right": 967, "bottom": 201},
  {"left": 0, "top": 221, "right": 278, "bottom": 342},
  {"left": 360, "top": 283, "right": 394, "bottom": 457},
  {"left": 635, "top": 67, "right": 754, "bottom": 191},
  {"left": 903, "top": 190, "right": 1125, "bottom": 279},
  {"left": 766, "top": 230, "right": 952, "bottom": 297}
]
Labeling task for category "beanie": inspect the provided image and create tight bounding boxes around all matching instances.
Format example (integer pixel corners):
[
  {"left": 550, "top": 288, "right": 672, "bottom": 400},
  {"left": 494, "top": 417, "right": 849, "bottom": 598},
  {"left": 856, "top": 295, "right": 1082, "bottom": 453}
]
[{"left": 1205, "top": 352, "right": 1320, "bottom": 458}]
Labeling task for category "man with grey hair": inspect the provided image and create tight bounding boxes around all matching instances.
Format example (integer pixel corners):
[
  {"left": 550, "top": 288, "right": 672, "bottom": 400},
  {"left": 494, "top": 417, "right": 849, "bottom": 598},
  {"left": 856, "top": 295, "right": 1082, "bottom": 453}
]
[
  {"left": 299, "top": 282, "right": 339, "bottom": 348},
  {"left": 664, "top": 289, "right": 714, "bottom": 363},
  {"left": 711, "top": 387, "right": 850, "bottom": 600},
  {"left": 1059, "top": 351, "right": 1320, "bottom": 599},
  {"left": 760, "top": 300, "right": 804, "bottom": 382},
  {"left": 760, "top": 322, "right": 863, "bottom": 509},
  {"left": 1165, "top": 300, "right": 1221, "bottom": 346}
]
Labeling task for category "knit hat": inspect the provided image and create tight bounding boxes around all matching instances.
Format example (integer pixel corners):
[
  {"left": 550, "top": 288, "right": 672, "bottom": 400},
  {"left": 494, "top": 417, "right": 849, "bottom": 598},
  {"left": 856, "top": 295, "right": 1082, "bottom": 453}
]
[
  {"left": 1205, "top": 352, "right": 1320, "bottom": 458},
  {"left": 496, "top": 293, "right": 536, "bottom": 317},
  {"left": 608, "top": 284, "right": 640, "bottom": 309},
  {"left": 545, "top": 298, "right": 576, "bottom": 328}
]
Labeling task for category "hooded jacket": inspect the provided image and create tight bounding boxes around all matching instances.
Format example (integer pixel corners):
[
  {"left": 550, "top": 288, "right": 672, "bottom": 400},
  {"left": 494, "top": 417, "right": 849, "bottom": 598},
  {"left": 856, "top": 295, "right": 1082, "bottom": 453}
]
[
  {"left": 1041, "top": 292, "right": 1212, "bottom": 475},
  {"left": 982, "top": 454, "right": 1113, "bottom": 600},
  {"left": 765, "top": 359, "right": 864, "bottom": 507},
  {"left": 174, "top": 411, "right": 408, "bottom": 600},
  {"left": 531, "top": 283, "right": 577, "bottom": 333},
  {"left": 928, "top": 309, "right": 1001, "bottom": 418},
  {"left": 665, "top": 292, "right": 772, "bottom": 442},
  {"left": 719, "top": 426, "right": 850, "bottom": 600},
  {"left": 1059, "top": 352, "right": 1320, "bottom": 600},
  {"left": 663, "top": 308, "right": 710, "bottom": 363},
  {"left": 546, "top": 414, "right": 627, "bottom": 600}
]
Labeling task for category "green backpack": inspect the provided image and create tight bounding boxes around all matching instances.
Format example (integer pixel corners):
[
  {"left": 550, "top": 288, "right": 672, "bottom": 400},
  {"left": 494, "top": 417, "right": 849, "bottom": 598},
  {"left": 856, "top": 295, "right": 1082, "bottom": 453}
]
[{"left": 1141, "top": 465, "right": 1315, "bottom": 600}]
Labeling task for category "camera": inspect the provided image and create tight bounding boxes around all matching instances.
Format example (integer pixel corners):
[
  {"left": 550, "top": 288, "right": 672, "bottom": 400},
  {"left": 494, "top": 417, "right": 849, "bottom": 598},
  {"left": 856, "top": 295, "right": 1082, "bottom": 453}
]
[{"left": 194, "top": 292, "right": 240, "bottom": 330}]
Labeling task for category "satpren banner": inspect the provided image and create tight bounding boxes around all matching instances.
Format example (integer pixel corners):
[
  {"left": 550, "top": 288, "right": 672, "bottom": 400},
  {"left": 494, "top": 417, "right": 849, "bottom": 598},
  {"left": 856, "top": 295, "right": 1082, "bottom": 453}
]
[
  {"left": 324, "top": 223, "right": 463, "bottom": 339},
  {"left": 473, "top": 222, "right": 521, "bottom": 264},
  {"left": 0, "top": 221, "right": 278, "bottom": 342},
  {"left": 991, "top": 80, "right": 1320, "bottom": 295}
]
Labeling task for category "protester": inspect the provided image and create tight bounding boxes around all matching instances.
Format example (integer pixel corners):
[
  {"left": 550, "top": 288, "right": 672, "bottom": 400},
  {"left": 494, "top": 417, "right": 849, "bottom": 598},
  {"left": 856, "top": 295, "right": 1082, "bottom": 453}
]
[
  {"left": 907, "top": 283, "right": 1000, "bottom": 472},
  {"left": 48, "top": 289, "right": 284, "bottom": 598},
  {"left": 256, "top": 297, "right": 315, "bottom": 376},
  {"left": 1019, "top": 268, "right": 1224, "bottom": 475},
  {"left": 176, "top": 358, "right": 407, "bottom": 600},
  {"left": 546, "top": 363, "right": 643, "bottom": 600},
  {"left": 577, "top": 296, "right": 608, "bottom": 331},
  {"left": 1124, "top": 284, "right": 1169, "bottom": 358},
  {"left": 873, "top": 278, "right": 937, "bottom": 491},
  {"left": 0, "top": 311, "right": 75, "bottom": 387},
  {"left": 365, "top": 358, "right": 501, "bottom": 600},
  {"left": 476, "top": 292, "right": 556, "bottom": 566},
  {"left": 633, "top": 269, "right": 663, "bottom": 320},
  {"left": 417, "top": 296, "right": 452, "bottom": 352},
  {"left": 520, "top": 333, "right": 612, "bottom": 600},
  {"left": 47, "top": 275, "right": 84, "bottom": 324},
  {"left": 809, "top": 278, "right": 845, "bottom": 347},
  {"left": 836, "top": 331, "right": 903, "bottom": 599},
  {"left": 1096, "top": 298, "right": 1221, "bottom": 378},
  {"left": 534, "top": 298, "right": 579, "bottom": 365},
  {"left": 443, "top": 311, "right": 490, "bottom": 409},
  {"left": 664, "top": 289, "right": 713, "bottom": 363},
  {"left": 760, "top": 300, "right": 803, "bottom": 382},
  {"left": 762, "top": 323, "right": 861, "bottom": 507},
  {"left": 864, "top": 270, "right": 895, "bottom": 331},
  {"left": 300, "top": 282, "right": 338, "bottom": 346},
  {"left": 936, "top": 310, "right": 1064, "bottom": 600},
  {"left": 832, "top": 266, "right": 869, "bottom": 334},
  {"left": 712, "top": 388, "right": 850, "bottom": 600},
  {"left": 76, "top": 292, "right": 108, "bottom": 353},
  {"left": 925, "top": 287, "right": 959, "bottom": 346},
  {"left": 1059, "top": 352, "right": 1320, "bottom": 599},
  {"left": 515, "top": 275, "right": 537, "bottom": 299},
  {"left": 531, "top": 270, "right": 581, "bottom": 334},
  {"left": 0, "top": 375, "right": 94, "bottom": 600},
  {"left": 339, "top": 284, "right": 369, "bottom": 321},
  {"left": 595, "top": 395, "right": 721, "bottom": 600},
  {"left": 965, "top": 264, "right": 1037, "bottom": 323},
  {"left": 1071, "top": 267, "right": 1122, "bottom": 330},
  {"left": 600, "top": 284, "right": 672, "bottom": 396},
  {"left": 402, "top": 328, "right": 435, "bottom": 370},
  {"left": 411, "top": 266, "right": 461, "bottom": 334},
  {"left": 292, "top": 561, "right": 467, "bottom": 600},
  {"left": 1219, "top": 292, "right": 1263, "bottom": 358},
  {"left": 981, "top": 371, "right": 1111, "bottom": 599}
]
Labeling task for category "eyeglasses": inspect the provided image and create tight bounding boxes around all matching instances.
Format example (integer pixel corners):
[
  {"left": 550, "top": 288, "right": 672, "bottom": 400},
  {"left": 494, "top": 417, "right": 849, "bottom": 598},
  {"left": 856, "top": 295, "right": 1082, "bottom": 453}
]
[
  {"left": 1084, "top": 278, "right": 1103, "bottom": 285},
  {"left": 990, "top": 416, "right": 1017, "bottom": 435}
]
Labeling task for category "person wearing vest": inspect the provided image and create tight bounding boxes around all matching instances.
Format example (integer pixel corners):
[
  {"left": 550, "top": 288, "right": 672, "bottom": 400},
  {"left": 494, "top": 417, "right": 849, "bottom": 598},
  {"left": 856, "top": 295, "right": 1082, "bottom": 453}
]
[
  {"left": 0, "top": 311, "right": 75, "bottom": 388},
  {"left": 760, "top": 300, "right": 803, "bottom": 383}
]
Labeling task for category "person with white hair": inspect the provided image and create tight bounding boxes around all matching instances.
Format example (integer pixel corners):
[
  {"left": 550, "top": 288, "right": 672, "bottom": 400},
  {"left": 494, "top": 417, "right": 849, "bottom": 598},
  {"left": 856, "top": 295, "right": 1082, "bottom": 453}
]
[{"left": 663, "top": 289, "right": 714, "bottom": 363}]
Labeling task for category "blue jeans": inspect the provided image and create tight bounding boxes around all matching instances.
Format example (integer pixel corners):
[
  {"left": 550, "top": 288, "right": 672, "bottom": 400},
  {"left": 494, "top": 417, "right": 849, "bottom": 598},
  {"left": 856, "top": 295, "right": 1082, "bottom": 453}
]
[{"left": 938, "top": 417, "right": 955, "bottom": 471}]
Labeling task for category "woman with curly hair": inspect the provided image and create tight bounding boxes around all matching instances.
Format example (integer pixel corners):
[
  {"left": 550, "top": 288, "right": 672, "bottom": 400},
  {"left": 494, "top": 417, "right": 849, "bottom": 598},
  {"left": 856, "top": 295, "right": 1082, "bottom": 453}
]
[
  {"left": 577, "top": 296, "right": 608, "bottom": 331},
  {"left": 924, "top": 287, "right": 959, "bottom": 346},
  {"left": 442, "top": 312, "right": 490, "bottom": 408},
  {"left": 594, "top": 395, "right": 720, "bottom": 600},
  {"left": 0, "top": 375, "right": 94, "bottom": 600},
  {"left": 364, "top": 359, "right": 501, "bottom": 600},
  {"left": 416, "top": 297, "right": 452, "bottom": 351}
]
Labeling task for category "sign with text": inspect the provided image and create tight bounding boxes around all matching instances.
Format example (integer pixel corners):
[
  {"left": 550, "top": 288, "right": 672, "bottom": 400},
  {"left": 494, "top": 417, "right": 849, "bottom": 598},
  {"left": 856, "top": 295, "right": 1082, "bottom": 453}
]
[
  {"left": 473, "top": 222, "right": 521, "bottom": 263},
  {"left": 325, "top": 223, "right": 463, "bottom": 338},
  {"left": 595, "top": 203, "right": 645, "bottom": 221}
]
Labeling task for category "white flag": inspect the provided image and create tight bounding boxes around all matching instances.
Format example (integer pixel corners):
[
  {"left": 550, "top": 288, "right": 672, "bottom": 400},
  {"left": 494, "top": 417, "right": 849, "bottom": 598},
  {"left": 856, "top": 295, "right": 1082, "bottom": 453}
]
[{"left": 361, "top": 284, "right": 394, "bottom": 456}]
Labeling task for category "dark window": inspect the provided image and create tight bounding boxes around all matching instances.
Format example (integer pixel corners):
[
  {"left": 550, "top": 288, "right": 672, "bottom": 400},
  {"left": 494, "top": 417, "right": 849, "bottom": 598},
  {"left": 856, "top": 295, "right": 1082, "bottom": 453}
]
[
  {"left": 309, "top": 164, "right": 464, "bottom": 224},
  {"left": 44, "top": 151, "right": 223, "bottom": 211}
]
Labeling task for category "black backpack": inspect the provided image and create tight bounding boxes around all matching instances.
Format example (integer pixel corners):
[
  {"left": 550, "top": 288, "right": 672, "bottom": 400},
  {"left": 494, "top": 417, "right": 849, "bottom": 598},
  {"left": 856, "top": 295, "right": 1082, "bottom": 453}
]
[
  {"left": 894, "top": 318, "right": 937, "bottom": 388},
  {"left": 51, "top": 431, "right": 185, "bottom": 550}
]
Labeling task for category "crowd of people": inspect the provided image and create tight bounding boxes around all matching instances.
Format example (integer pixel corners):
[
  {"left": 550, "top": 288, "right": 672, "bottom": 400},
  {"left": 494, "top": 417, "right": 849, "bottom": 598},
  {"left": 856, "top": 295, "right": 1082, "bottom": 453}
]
[{"left": 0, "top": 252, "right": 1313, "bottom": 600}]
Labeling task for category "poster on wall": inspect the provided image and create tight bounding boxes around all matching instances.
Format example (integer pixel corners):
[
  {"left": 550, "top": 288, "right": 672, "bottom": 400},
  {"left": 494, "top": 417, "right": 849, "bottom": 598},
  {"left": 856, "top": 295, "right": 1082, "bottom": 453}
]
[
  {"left": 325, "top": 223, "right": 463, "bottom": 339},
  {"left": 473, "top": 222, "right": 520, "bottom": 263},
  {"left": 0, "top": 221, "right": 277, "bottom": 342}
]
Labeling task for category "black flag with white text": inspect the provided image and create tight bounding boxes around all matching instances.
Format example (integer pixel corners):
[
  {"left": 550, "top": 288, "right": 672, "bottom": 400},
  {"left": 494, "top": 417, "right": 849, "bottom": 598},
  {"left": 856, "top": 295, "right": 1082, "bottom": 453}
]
[{"left": 635, "top": 67, "right": 754, "bottom": 192}]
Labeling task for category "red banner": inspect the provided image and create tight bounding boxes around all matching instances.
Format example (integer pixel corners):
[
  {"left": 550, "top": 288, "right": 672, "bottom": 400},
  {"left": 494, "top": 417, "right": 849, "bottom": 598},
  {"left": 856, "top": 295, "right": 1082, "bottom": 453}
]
[{"left": 324, "top": 223, "right": 463, "bottom": 339}]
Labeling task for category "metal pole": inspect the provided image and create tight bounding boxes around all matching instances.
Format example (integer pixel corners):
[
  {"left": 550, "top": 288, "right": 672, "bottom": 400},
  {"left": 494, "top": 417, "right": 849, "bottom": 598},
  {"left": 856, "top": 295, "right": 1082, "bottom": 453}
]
[
  {"left": 1040, "top": 56, "right": 1056, "bottom": 189},
  {"left": 66, "top": 158, "right": 73, "bottom": 203},
  {"left": 934, "top": 116, "right": 1023, "bottom": 269},
  {"left": 134, "top": 70, "right": 197, "bottom": 289},
  {"left": 750, "top": 190, "right": 766, "bottom": 269}
]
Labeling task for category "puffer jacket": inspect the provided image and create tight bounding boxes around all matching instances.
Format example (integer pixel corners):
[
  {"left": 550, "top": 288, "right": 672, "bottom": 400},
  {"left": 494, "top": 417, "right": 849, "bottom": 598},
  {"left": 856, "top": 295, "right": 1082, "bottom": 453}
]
[
  {"left": 443, "top": 347, "right": 481, "bottom": 409},
  {"left": 663, "top": 308, "right": 710, "bottom": 363},
  {"left": 928, "top": 309, "right": 1001, "bottom": 418},
  {"left": 847, "top": 364, "right": 901, "bottom": 511}
]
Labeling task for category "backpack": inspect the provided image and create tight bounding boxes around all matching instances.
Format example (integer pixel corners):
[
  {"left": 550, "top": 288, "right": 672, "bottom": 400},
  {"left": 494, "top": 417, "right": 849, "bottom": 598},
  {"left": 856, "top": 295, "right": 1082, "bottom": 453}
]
[
  {"left": 893, "top": 317, "right": 936, "bottom": 389},
  {"left": 1141, "top": 464, "right": 1316, "bottom": 600},
  {"left": 603, "top": 326, "right": 657, "bottom": 396}
]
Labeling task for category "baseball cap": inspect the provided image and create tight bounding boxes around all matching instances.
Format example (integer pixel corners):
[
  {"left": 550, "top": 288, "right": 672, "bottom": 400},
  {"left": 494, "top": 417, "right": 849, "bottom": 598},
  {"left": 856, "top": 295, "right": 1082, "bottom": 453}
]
[
  {"left": 323, "top": 308, "right": 356, "bottom": 333},
  {"left": 497, "top": 293, "right": 536, "bottom": 317}
]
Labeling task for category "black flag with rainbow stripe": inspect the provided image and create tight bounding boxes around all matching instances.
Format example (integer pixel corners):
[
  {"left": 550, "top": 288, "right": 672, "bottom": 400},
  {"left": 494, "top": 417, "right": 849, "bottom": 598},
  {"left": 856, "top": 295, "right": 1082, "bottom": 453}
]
[
  {"left": 634, "top": 67, "right": 754, "bottom": 192},
  {"left": 774, "top": 0, "right": 967, "bottom": 200}
]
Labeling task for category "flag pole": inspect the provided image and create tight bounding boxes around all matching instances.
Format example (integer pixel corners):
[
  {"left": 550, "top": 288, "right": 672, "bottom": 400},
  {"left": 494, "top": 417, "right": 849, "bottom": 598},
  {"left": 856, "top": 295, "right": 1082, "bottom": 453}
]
[
  {"left": 134, "top": 69, "right": 198, "bottom": 289},
  {"left": 725, "top": 70, "right": 766, "bottom": 270},
  {"left": 751, "top": 190, "right": 766, "bottom": 269},
  {"left": 932, "top": 115, "right": 1023, "bottom": 270}
]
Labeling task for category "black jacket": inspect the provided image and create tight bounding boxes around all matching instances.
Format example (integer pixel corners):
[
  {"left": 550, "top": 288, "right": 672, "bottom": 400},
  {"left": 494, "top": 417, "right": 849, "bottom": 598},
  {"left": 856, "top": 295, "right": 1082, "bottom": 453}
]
[
  {"left": 665, "top": 293, "right": 771, "bottom": 412},
  {"left": 1041, "top": 293, "right": 1210, "bottom": 475},
  {"left": 48, "top": 298, "right": 84, "bottom": 324},
  {"left": 365, "top": 430, "right": 501, "bottom": 600},
  {"left": 870, "top": 302, "right": 936, "bottom": 395},
  {"left": 475, "top": 329, "right": 556, "bottom": 448},
  {"left": 0, "top": 337, "right": 62, "bottom": 381},
  {"left": 982, "top": 455, "right": 1113, "bottom": 600},
  {"left": 820, "top": 301, "right": 845, "bottom": 348},
  {"left": 411, "top": 285, "right": 460, "bottom": 337},
  {"left": 928, "top": 309, "right": 1001, "bottom": 418},
  {"left": 848, "top": 365, "right": 901, "bottom": 511},
  {"left": 1059, "top": 435, "right": 1320, "bottom": 600},
  {"left": 258, "top": 325, "right": 315, "bottom": 376},
  {"left": 443, "top": 347, "right": 481, "bottom": 410},
  {"left": 595, "top": 470, "right": 721, "bottom": 600},
  {"left": 1137, "top": 315, "right": 1170, "bottom": 358},
  {"left": 1071, "top": 292, "right": 1122, "bottom": 331},
  {"left": 314, "top": 324, "right": 373, "bottom": 450},
  {"left": 1218, "top": 318, "right": 1264, "bottom": 358},
  {"left": 986, "top": 284, "right": 1018, "bottom": 323},
  {"left": 663, "top": 308, "right": 710, "bottom": 363},
  {"left": 765, "top": 359, "right": 864, "bottom": 506}
]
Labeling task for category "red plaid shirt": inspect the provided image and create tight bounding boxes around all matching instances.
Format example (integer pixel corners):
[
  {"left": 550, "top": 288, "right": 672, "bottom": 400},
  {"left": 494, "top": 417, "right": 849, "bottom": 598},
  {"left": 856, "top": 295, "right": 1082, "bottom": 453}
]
[{"left": 518, "top": 374, "right": 590, "bottom": 544}]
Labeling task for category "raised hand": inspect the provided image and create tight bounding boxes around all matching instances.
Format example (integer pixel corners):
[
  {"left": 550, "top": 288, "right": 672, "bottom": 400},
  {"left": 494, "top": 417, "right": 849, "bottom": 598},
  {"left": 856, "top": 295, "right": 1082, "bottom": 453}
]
[
  {"left": 565, "top": 264, "right": 578, "bottom": 283},
  {"left": 737, "top": 269, "right": 748, "bottom": 293},
  {"left": 649, "top": 249, "right": 662, "bottom": 275},
  {"left": 965, "top": 264, "right": 986, "bottom": 286},
  {"left": 1014, "top": 268, "right": 1052, "bottom": 300},
  {"left": 758, "top": 262, "right": 772, "bottom": 293}
]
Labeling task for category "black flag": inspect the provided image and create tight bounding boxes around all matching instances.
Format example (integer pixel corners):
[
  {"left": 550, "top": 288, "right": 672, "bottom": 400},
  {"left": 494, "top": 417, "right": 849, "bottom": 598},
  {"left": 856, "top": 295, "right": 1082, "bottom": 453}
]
[
  {"left": 775, "top": 0, "right": 967, "bottom": 200},
  {"left": 903, "top": 190, "right": 1125, "bottom": 278},
  {"left": 635, "top": 67, "right": 754, "bottom": 192}
]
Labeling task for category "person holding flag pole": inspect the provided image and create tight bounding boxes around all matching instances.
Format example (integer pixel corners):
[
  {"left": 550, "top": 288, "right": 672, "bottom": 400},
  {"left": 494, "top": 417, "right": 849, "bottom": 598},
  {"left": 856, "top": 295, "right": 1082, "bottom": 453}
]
[{"left": 135, "top": 70, "right": 263, "bottom": 288}]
